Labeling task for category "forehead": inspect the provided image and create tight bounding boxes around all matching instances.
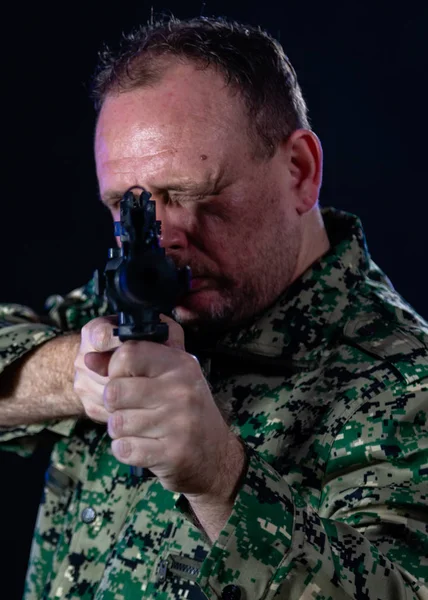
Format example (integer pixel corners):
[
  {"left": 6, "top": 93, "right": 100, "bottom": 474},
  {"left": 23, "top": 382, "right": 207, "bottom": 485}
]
[{"left": 95, "top": 63, "right": 252, "bottom": 173}]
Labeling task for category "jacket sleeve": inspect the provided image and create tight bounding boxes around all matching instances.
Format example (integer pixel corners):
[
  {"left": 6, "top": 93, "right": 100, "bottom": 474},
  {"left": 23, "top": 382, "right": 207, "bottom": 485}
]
[
  {"left": 0, "top": 277, "right": 108, "bottom": 456},
  {"left": 195, "top": 380, "right": 428, "bottom": 600}
]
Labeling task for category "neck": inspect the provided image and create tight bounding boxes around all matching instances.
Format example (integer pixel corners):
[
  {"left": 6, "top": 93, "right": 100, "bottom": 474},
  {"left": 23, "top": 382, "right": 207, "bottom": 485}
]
[{"left": 291, "top": 206, "right": 330, "bottom": 285}]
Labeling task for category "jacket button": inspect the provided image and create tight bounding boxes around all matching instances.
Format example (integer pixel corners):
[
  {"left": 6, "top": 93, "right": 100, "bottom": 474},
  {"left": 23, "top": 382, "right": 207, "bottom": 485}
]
[
  {"left": 157, "top": 560, "right": 168, "bottom": 583},
  {"left": 81, "top": 507, "right": 97, "bottom": 523},
  {"left": 221, "top": 585, "right": 242, "bottom": 600}
]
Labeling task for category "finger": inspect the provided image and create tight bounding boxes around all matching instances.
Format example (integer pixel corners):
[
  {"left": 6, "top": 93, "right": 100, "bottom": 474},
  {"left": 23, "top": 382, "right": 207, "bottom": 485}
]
[
  {"left": 103, "top": 376, "right": 166, "bottom": 411},
  {"left": 84, "top": 350, "right": 115, "bottom": 376},
  {"left": 108, "top": 339, "right": 189, "bottom": 379},
  {"left": 74, "top": 368, "right": 104, "bottom": 394},
  {"left": 73, "top": 373, "right": 110, "bottom": 423},
  {"left": 84, "top": 403, "right": 111, "bottom": 424},
  {"left": 107, "top": 407, "right": 166, "bottom": 439},
  {"left": 111, "top": 436, "right": 164, "bottom": 468},
  {"left": 159, "top": 314, "right": 185, "bottom": 350},
  {"left": 83, "top": 315, "right": 120, "bottom": 352}
]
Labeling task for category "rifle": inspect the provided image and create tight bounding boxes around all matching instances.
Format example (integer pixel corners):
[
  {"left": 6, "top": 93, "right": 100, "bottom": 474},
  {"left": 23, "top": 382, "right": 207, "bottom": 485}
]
[
  {"left": 96, "top": 187, "right": 191, "bottom": 478},
  {"left": 99, "top": 187, "right": 191, "bottom": 342}
]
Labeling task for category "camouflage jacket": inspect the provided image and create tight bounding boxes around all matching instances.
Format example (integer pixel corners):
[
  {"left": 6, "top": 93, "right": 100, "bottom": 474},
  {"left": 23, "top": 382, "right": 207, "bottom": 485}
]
[{"left": 0, "top": 208, "right": 427, "bottom": 600}]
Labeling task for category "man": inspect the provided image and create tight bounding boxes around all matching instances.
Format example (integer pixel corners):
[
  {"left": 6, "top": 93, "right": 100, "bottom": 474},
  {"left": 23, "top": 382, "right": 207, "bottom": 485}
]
[{"left": 0, "top": 16, "right": 427, "bottom": 600}]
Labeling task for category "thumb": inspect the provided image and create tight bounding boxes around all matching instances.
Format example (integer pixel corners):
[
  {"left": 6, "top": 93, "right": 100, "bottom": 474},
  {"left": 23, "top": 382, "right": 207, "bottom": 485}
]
[
  {"left": 160, "top": 314, "right": 185, "bottom": 350},
  {"left": 87, "top": 315, "right": 120, "bottom": 352},
  {"left": 84, "top": 350, "right": 115, "bottom": 376}
]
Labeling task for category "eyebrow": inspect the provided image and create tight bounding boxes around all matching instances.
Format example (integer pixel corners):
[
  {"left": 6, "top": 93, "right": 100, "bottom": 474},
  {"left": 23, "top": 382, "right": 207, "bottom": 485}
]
[
  {"left": 100, "top": 180, "right": 220, "bottom": 206},
  {"left": 99, "top": 191, "right": 124, "bottom": 206},
  {"left": 168, "top": 181, "right": 219, "bottom": 195}
]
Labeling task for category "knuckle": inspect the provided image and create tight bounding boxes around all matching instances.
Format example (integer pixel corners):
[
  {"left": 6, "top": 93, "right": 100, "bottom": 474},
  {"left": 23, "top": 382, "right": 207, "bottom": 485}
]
[
  {"left": 85, "top": 402, "right": 104, "bottom": 422},
  {"left": 122, "top": 341, "right": 138, "bottom": 360},
  {"left": 109, "top": 411, "right": 123, "bottom": 437},
  {"left": 73, "top": 373, "right": 84, "bottom": 394},
  {"left": 74, "top": 348, "right": 86, "bottom": 369},
  {"left": 90, "top": 325, "right": 110, "bottom": 351},
  {"left": 81, "top": 322, "right": 90, "bottom": 338},
  {"left": 183, "top": 353, "right": 202, "bottom": 378},
  {"left": 111, "top": 341, "right": 139, "bottom": 376},
  {"left": 113, "top": 343, "right": 132, "bottom": 370},
  {"left": 84, "top": 403, "right": 96, "bottom": 419},
  {"left": 188, "top": 353, "right": 200, "bottom": 366},
  {"left": 104, "top": 380, "right": 119, "bottom": 410}
]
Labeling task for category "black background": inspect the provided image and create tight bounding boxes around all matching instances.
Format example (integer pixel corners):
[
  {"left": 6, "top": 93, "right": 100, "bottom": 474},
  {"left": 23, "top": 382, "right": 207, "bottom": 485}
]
[{"left": 1, "top": 1, "right": 427, "bottom": 597}]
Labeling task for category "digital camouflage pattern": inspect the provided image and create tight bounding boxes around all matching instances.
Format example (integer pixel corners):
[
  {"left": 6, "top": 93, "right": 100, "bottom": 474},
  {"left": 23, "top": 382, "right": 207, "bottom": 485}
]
[{"left": 0, "top": 208, "right": 427, "bottom": 599}]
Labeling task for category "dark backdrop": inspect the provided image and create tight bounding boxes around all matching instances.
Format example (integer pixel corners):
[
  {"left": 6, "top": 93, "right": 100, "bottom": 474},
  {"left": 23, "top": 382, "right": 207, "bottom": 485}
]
[{"left": 1, "top": 2, "right": 427, "bottom": 597}]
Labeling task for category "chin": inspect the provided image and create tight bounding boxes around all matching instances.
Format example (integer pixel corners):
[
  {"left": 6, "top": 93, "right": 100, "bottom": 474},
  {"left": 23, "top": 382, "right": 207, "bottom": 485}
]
[{"left": 173, "top": 289, "right": 230, "bottom": 326}]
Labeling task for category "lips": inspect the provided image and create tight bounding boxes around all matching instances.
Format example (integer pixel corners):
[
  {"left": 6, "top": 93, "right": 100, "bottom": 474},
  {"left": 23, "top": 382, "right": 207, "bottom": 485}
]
[{"left": 189, "top": 277, "right": 210, "bottom": 291}]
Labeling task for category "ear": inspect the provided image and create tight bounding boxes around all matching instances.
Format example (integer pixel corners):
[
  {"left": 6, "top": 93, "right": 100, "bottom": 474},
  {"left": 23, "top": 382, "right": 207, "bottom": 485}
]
[{"left": 285, "top": 129, "right": 323, "bottom": 215}]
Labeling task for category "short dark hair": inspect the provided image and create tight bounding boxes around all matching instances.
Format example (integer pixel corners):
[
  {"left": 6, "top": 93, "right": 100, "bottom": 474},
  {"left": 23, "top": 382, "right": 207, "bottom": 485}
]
[{"left": 92, "top": 16, "right": 310, "bottom": 158}]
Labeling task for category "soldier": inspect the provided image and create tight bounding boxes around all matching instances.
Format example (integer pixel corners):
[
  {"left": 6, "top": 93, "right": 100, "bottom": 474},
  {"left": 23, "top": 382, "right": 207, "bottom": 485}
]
[{"left": 1, "top": 16, "right": 427, "bottom": 600}]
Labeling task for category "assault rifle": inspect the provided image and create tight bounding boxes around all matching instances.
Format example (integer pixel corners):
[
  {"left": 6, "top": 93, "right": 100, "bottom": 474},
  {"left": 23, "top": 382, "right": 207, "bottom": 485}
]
[
  {"left": 96, "top": 187, "right": 191, "bottom": 479},
  {"left": 99, "top": 187, "right": 191, "bottom": 342}
]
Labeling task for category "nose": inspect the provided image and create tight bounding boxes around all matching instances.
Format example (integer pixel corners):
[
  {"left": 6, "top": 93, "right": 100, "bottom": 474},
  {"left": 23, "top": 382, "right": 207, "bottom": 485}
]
[{"left": 155, "top": 202, "right": 189, "bottom": 254}]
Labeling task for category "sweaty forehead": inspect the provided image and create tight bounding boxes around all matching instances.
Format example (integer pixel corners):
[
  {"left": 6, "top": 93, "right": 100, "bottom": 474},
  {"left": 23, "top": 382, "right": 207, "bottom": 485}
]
[{"left": 95, "top": 62, "right": 251, "bottom": 168}]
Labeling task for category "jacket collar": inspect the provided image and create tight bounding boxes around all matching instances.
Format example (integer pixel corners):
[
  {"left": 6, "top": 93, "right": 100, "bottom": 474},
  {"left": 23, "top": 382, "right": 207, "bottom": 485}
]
[{"left": 199, "top": 208, "right": 372, "bottom": 370}]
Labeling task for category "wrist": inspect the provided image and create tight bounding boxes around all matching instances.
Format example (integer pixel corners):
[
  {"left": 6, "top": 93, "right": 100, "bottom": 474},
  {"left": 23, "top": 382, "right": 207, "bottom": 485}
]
[
  {"left": 184, "top": 434, "right": 248, "bottom": 542},
  {"left": 187, "top": 433, "right": 248, "bottom": 507}
]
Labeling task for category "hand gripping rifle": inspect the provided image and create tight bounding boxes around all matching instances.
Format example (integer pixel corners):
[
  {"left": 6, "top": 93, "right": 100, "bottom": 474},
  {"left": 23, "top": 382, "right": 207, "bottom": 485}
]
[{"left": 96, "top": 187, "right": 191, "bottom": 478}]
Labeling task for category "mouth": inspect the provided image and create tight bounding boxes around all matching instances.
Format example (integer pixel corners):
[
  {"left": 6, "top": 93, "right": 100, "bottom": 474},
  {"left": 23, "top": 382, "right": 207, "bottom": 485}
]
[{"left": 187, "top": 277, "right": 212, "bottom": 293}]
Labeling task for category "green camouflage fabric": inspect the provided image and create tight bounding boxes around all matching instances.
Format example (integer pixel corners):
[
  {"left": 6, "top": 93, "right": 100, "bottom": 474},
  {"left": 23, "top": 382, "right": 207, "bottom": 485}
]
[
  {"left": 0, "top": 277, "right": 108, "bottom": 455},
  {"left": 0, "top": 207, "right": 427, "bottom": 599}
]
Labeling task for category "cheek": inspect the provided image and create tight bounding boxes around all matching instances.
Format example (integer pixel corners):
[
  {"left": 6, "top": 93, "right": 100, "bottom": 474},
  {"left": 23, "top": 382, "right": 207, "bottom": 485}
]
[
  {"left": 194, "top": 211, "right": 235, "bottom": 259},
  {"left": 198, "top": 221, "right": 253, "bottom": 283}
]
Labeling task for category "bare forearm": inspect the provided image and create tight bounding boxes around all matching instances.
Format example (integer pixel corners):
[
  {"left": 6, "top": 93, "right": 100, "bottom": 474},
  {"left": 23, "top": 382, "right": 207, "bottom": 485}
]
[{"left": 0, "top": 334, "right": 84, "bottom": 426}]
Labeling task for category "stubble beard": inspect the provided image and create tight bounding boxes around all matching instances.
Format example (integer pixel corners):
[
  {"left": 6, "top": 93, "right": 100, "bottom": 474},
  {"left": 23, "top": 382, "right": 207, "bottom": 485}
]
[
  {"left": 173, "top": 224, "right": 301, "bottom": 337},
  {"left": 172, "top": 285, "right": 241, "bottom": 335}
]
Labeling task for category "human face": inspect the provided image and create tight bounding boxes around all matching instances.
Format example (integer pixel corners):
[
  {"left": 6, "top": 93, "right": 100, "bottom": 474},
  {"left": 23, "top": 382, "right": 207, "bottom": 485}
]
[{"left": 95, "top": 62, "right": 302, "bottom": 332}]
